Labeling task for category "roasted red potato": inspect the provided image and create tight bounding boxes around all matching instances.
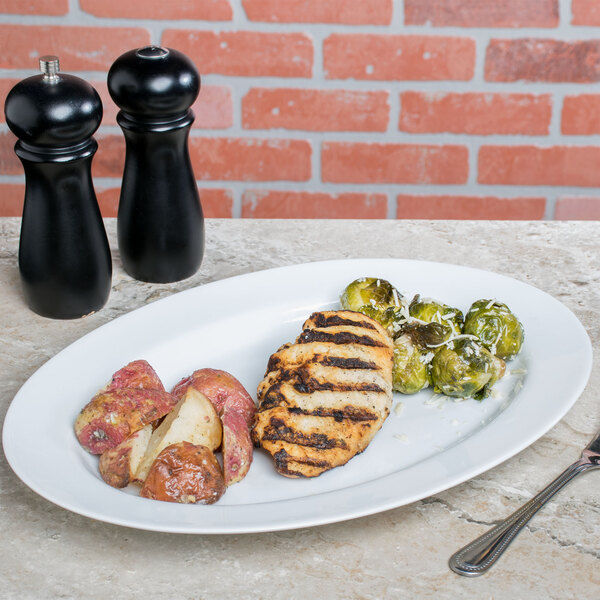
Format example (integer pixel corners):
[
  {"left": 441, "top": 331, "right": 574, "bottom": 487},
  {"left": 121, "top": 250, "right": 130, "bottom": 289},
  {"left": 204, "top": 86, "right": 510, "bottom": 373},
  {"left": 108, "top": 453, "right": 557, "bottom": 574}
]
[
  {"left": 134, "top": 387, "right": 222, "bottom": 483},
  {"left": 98, "top": 424, "right": 153, "bottom": 488},
  {"left": 140, "top": 441, "right": 225, "bottom": 504},
  {"left": 102, "top": 359, "right": 165, "bottom": 392},
  {"left": 171, "top": 368, "right": 256, "bottom": 486},
  {"left": 75, "top": 388, "right": 178, "bottom": 454}
]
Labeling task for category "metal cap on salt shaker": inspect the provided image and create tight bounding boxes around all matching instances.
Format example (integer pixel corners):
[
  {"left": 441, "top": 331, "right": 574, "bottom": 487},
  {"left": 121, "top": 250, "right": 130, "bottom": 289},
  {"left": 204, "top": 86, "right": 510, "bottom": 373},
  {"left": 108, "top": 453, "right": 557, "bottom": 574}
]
[
  {"left": 4, "top": 56, "right": 112, "bottom": 319},
  {"left": 108, "top": 45, "right": 204, "bottom": 283}
]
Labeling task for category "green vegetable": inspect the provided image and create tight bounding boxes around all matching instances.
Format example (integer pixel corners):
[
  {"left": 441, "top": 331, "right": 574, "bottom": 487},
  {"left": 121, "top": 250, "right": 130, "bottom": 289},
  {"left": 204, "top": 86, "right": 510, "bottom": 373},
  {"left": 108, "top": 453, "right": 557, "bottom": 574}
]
[
  {"left": 341, "top": 277, "right": 403, "bottom": 311},
  {"left": 430, "top": 337, "right": 506, "bottom": 400},
  {"left": 463, "top": 299, "right": 524, "bottom": 360},
  {"left": 409, "top": 295, "right": 464, "bottom": 335},
  {"left": 340, "top": 277, "right": 405, "bottom": 331},
  {"left": 359, "top": 305, "right": 403, "bottom": 333},
  {"left": 392, "top": 322, "right": 452, "bottom": 394}
]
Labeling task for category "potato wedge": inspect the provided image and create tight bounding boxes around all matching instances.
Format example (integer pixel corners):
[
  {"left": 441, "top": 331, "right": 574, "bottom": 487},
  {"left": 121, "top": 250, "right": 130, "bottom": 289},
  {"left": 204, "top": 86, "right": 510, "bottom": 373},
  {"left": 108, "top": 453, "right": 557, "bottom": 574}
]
[
  {"left": 103, "top": 359, "right": 165, "bottom": 392},
  {"left": 140, "top": 442, "right": 225, "bottom": 504},
  {"left": 74, "top": 388, "right": 178, "bottom": 455},
  {"left": 171, "top": 368, "right": 256, "bottom": 486},
  {"left": 98, "top": 425, "right": 153, "bottom": 488},
  {"left": 135, "top": 387, "right": 222, "bottom": 483},
  {"left": 220, "top": 405, "right": 254, "bottom": 486}
]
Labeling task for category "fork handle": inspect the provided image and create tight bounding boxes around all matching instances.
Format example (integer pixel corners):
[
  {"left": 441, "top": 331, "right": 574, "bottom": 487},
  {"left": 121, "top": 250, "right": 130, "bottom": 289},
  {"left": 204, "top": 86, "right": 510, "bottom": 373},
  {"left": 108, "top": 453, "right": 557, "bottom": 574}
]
[{"left": 449, "top": 458, "right": 596, "bottom": 577}]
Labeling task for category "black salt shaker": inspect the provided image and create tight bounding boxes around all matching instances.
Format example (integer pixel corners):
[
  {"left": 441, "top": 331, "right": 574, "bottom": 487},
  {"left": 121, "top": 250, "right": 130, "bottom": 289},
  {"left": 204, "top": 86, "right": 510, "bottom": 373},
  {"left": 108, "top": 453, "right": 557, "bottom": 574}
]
[
  {"left": 108, "top": 46, "right": 204, "bottom": 283},
  {"left": 4, "top": 56, "right": 112, "bottom": 319}
]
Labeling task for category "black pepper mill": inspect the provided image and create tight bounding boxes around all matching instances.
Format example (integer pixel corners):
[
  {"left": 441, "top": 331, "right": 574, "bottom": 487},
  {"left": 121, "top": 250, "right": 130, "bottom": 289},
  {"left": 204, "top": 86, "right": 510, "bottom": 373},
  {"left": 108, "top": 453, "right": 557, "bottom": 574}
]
[
  {"left": 4, "top": 56, "right": 112, "bottom": 319},
  {"left": 108, "top": 46, "right": 204, "bottom": 283}
]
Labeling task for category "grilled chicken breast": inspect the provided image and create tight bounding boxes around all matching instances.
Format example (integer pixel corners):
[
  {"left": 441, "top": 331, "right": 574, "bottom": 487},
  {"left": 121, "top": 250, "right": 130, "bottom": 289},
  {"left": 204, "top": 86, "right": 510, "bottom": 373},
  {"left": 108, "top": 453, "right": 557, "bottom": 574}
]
[{"left": 251, "top": 310, "right": 393, "bottom": 477}]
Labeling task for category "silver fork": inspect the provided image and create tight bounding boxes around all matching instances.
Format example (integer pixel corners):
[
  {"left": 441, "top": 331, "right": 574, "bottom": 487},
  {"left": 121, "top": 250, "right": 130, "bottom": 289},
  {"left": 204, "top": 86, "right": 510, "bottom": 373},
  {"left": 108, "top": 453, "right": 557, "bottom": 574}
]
[{"left": 449, "top": 431, "right": 600, "bottom": 577}]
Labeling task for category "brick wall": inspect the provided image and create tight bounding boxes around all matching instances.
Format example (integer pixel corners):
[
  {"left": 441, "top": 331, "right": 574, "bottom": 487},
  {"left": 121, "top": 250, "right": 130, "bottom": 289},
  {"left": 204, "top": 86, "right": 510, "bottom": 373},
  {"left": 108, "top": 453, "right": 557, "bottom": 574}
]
[{"left": 1, "top": 0, "right": 600, "bottom": 219}]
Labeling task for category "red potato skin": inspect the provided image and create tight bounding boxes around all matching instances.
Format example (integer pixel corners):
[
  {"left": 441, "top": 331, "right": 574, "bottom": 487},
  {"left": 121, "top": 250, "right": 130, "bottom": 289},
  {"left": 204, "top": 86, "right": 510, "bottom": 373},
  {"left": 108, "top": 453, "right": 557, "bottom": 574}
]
[
  {"left": 104, "top": 359, "right": 165, "bottom": 392},
  {"left": 171, "top": 368, "right": 254, "bottom": 418},
  {"left": 140, "top": 442, "right": 225, "bottom": 504},
  {"left": 75, "top": 389, "right": 178, "bottom": 454},
  {"left": 220, "top": 406, "right": 253, "bottom": 484},
  {"left": 171, "top": 368, "right": 256, "bottom": 486},
  {"left": 98, "top": 443, "right": 133, "bottom": 488}
]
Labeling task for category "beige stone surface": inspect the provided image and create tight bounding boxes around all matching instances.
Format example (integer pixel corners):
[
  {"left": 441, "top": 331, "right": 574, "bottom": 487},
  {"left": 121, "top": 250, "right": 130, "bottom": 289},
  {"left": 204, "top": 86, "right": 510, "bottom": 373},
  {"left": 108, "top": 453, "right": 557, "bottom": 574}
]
[{"left": 1, "top": 218, "right": 599, "bottom": 599}]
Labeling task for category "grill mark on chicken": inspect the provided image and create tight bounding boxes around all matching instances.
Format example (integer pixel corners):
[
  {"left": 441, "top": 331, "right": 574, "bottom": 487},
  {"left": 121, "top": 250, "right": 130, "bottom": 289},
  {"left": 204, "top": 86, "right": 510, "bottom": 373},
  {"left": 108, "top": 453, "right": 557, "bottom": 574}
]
[
  {"left": 292, "top": 380, "right": 385, "bottom": 394},
  {"left": 262, "top": 366, "right": 385, "bottom": 395},
  {"left": 318, "top": 356, "right": 378, "bottom": 370},
  {"left": 308, "top": 313, "right": 378, "bottom": 331},
  {"left": 263, "top": 417, "right": 347, "bottom": 450},
  {"left": 273, "top": 448, "right": 331, "bottom": 475},
  {"left": 267, "top": 342, "right": 386, "bottom": 372},
  {"left": 287, "top": 406, "right": 379, "bottom": 422},
  {"left": 267, "top": 352, "right": 380, "bottom": 375},
  {"left": 258, "top": 382, "right": 388, "bottom": 414},
  {"left": 297, "top": 330, "right": 386, "bottom": 347}
]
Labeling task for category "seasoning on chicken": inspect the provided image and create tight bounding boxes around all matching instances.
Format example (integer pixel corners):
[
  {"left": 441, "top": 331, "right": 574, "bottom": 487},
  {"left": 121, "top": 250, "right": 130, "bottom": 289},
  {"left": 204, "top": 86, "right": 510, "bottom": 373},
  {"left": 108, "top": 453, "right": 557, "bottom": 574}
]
[{"left": 252, "top": 310, "right": 394, "bottom": 478}]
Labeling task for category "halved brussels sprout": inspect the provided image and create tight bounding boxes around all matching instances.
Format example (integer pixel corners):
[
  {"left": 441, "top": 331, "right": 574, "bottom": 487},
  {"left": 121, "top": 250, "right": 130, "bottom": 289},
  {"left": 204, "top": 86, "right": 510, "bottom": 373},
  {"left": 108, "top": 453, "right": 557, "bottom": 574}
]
[
  {"left": 463, "top": 299, "right": 524, "bottom": 360},
  {"left": 409, "top": 295, "right": 464, "bottom": 335},
  {"left": 341, "top": 277, "right": 403, "bottom": 311},
  {"left": 340, "top": 277, "right": 406, "bottom": 331},
  {"left": 359, "top": 305, "right": 404, "bottom": 333},
  {"left": 430, "top": 337, "right": 505, "bottom": 400},
  {"left": 392, "top": 322, "right": 452, "bottom": 394}
]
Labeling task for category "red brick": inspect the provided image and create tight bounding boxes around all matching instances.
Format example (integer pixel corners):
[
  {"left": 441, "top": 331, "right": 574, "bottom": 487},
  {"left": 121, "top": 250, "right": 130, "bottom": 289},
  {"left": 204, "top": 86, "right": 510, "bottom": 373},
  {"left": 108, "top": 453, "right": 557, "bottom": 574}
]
[
  {"left": 324, "top": 34, "right": 475, "bottom": 81},
  {"left": 0, "top": 131, "right": 21, "bottom": 175},
  {"left": 485, "top": 39, "right": 600, "bottom": 83},
  {"left": 80, "top": 0, "right": 232, "bottom": 20},
  {"left": 478, "top": 146, "right": 600, "bottom": 187},
  {"left": 96, "top": 136, "right": 310, "bottom": 182},
  {"left": 405, "top": 0, "right": 558, "bottom": 28},
  {"left": 201, "top": 188, "right": 234, "bottom": 217},
  {"left": 0, "top": 25, "right": 150, "bottom": 70},
  {"left": 555, "top": 196, "right": 600, "bottom": 219},
  {"left": 96, "top": 187, "right": 233, "bottom": 218},
  {"left": 0, "top": 184, "right": 25, "bottom": 216},
  {"left": 242, "top": 0, "right": 392, "bottom": 24},
  {"left": 93, "top": 135, "right": 125, "bottom": 178},
  {"left": 96, "top": 188, "right": 120, "bottom": 218},
  {"left": 162, "top": 30, "right": 313, "bottom": 78},
  {"left": 561, "top": 95, "right": 600, "bottom": 135},
  {"left": 94, "top": 82, "right": 119, "bottom": 126},
  {"left": 191, "top": 86, "right": 234, "bottom": 129},
  {"left": 572, "top": 0, "right": 600, "bottom": 25},
  {"left": 399, "top": 92, "right": 551, "bottom": 135},
  {"left": 396, "top": 195, "right": 545, "bottom": 220},
  {"left": 189, "top": 138, "right": 311, "bottom": 181},
  {"left": 0, "top": 79, "right": 20, "bottom": 123},
  {"left": 1, "top": 0, "right": 67, "bottom": 15},
  {"left": 97, "top": 82, "right": 233, "bottom": 129},
  {"left": 242, "top": 89, "right": 389, "bottom": 132},
  {"left": 322, "top": 142, "right": 468, "bottom": 184},
  {"left": 241, "top": 190, "right": 387, "bottom": 218}
]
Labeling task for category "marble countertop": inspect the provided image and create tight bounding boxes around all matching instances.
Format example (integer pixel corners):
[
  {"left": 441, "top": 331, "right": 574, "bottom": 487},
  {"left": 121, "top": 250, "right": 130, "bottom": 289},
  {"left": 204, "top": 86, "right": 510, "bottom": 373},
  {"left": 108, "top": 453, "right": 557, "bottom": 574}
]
[{"left": 1, "top": 218, "right": 599, "bottom": 599}]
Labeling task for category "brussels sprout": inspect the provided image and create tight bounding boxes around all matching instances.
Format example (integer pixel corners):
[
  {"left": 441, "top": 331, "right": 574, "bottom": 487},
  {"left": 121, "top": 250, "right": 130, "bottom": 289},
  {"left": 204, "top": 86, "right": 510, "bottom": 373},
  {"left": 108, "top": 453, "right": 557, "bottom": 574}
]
[
  {"left": 408, "top": 295, "right": 464, "bottom": 335},
  {"left": 340, "top": 278, "right": 406, "bottom": 331},
  {"left": 359, "top": 305, "right": 404, "bottom": 333},
  {"left": 392, "top": 322, "right": 452, "bottom": 394},
  {"left": 430, "top": 337, "right": 505, "bottom": 400},
  {"left": 463, "top": 299, "right": 524, "bottom": 360},
  {"left": 341, "top": 277, "right": 403, "bottom": 312}
]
